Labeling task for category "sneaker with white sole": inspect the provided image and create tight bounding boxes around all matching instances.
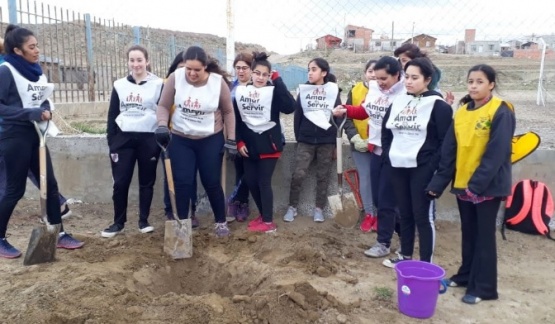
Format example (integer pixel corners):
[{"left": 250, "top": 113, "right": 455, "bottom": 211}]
[
  {"left": 214, "top": 222, "right": 230, "bottom": 237},
  {"left": 382, "top": 254, "right": 412, "bottom": 268},
  {"left": 364, "top": 242, "right": 391, "bottom": 258},
  {"left": 313, "top": 207, "right": 324, "bottom": 223},
  {"left": 101, "top": 223, "right": 124, "bottom": 238},
  {"left": 283, "top": 206, "right": 297, "bottom": 222},
  {"left": 61, "top": 204, "right": 73, "bottom": 220},
  {"left": 139, "top": 221, "right": 154, "bottom": 234}
]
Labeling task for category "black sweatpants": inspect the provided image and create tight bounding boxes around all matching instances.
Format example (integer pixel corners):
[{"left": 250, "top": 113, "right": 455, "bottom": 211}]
[
  {"left": 369, "top": 153, "right": 398, "bottom": 247},
  {"left": 390, "top": 164, "right": 436, "bottom": 262},
  {"left": 243, "top": 157, "right": 278, "bottom": 222},
  {"left": 451, "top": 198, "right": 501, "bottom": 300},
  {"left": 109, "top": 132, "right": 160, "bottom": 225},
  {"left": 0, "top": 127, "right": 63, "bottom": 238}
]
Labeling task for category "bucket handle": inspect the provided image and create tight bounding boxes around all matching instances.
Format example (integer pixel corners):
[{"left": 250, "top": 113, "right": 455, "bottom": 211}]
[{"left": 439, "top": 279, "right": 448, "bottom": 294}]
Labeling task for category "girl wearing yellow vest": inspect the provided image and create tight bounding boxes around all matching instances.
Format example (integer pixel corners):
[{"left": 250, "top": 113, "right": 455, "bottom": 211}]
[
  {"left": 426, "top": 64, "right": 516, "bottom": 305},
  {"left": 343, "top": 59, "right": 378, "bottom": 232}
]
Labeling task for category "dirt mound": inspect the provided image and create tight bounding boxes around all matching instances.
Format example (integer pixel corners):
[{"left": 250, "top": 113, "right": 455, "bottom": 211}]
[{"left": 1, "top": 200, "right": 554, "bottom": 323}]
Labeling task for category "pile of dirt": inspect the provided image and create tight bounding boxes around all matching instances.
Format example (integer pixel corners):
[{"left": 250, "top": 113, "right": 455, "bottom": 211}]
[{"left": 0, "top": 200, "right": 554, "bottom": 323}]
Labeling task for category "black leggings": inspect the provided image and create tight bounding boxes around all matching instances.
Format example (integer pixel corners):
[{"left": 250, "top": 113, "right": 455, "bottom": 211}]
[
  {"left": 0, "top": 128, "right": 63, "bottom": 238},
  {"left": 109, "top": 133, "right": 160, "bottom": 225},
  {"left": 243, "top": 158, "right": 278, "bottom": 222}
]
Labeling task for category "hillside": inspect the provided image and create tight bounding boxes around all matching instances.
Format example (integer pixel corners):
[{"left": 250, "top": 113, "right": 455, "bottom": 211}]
[{"left": 273, "top": 49, "right": 553, "bottom": 91}]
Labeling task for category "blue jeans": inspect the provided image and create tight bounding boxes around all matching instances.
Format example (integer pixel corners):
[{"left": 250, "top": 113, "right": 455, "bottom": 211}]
[
  {"left": 168, "top": 132, "right": 226, "bottom": 223},
  {"left": 351, "top": 150, "right": 374, "bottom": 214},
  {"left": 161, "top": 151, "right": 197, "bottom": 215}
]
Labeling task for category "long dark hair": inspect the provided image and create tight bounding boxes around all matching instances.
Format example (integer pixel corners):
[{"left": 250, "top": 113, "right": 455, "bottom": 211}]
[
  {"left": 183, "top": 46, "right": 231, "bottom": 85},
  {"left": 166, "top": 50, "right": 185, "bottom": 78},
  {"left": 373, "top": 56, "right": 402, "bottom": 80},
  {"left": 404, "top": 57, "right": 435, "bottom": 81},
  {"left": 308, "top": 57, "right": 332, "bottom": 84},
  {"left": 4, "top": 24, "right": 35, "bottom": 55},
  {"left": 459, "top": 64, "right": 497, "bottom": 106}
]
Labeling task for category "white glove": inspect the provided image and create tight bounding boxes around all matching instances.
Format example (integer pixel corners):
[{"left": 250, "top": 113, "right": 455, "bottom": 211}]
[{"left": 350, "top": 134, "right": 368, "bottom": 152}]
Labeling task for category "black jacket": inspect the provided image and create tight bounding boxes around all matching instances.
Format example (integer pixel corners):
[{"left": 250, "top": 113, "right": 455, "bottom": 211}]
[
  {"left": 234, "top": 77, "right": 295, "bottom": 158},
  {"left": 382, "top": 91, "right": 453, "bottom": 169},
  {"left": 0, "top": 65, "right": 50, "bottom": 136},
  {"left": 293, "top": 82, "right": 342, "bottom": 145},
  {"left": 426, "top": 102, "right": 516, "bottom": 197}
]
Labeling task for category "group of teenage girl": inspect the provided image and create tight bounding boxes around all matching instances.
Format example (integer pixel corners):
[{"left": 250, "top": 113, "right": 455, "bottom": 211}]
[{"left": 0, "top": 25, "right": 514, "bottom": 305}]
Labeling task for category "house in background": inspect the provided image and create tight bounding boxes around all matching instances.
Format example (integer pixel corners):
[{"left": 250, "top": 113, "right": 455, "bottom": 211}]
[
  {"left": 344, "top": 24, "right": 373, "bottom": 51},
  {"left": 315, "top": 34, "right": 342, "bottom": 50},
  {"left": 369, "top": 35, "right": 404, "bottom": 52},
  {"left": 403, "top": 34, "right": 437, "bottom": 50}
]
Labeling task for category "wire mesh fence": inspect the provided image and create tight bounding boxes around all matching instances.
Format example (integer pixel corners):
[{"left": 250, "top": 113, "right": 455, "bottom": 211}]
[{"left": 1, "top": 0, "right": 554, "bottom": 107}]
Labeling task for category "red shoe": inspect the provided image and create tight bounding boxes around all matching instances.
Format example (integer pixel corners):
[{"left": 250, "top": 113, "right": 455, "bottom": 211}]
[
  {"left": 248, "top": 216, "right": 263, "bottom": 228},
  {"left": 370, "top": 216, "right": 378, "bottom": 232},
  {"left": 248, "top": 222, "right": 277, "bottom": 233},
  {"left": 360, "top": 214, "right": 374, "bottom": 232}
]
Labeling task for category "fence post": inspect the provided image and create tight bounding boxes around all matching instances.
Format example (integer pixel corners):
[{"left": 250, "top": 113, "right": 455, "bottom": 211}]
[
  {"left": 8, "top": 0, "right": 18, "bottom": 24},
  {"left": 170, "top": 34, "right": 176, "bottom": 60},
  {"left": 133, "top": 26, "right": 141, "bottom": 45},
  {"left": 84, "top": 14, "right": 96, "bottom": 102}
]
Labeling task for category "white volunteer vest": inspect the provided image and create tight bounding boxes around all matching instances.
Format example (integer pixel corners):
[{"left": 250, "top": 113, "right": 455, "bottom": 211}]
[
  {"left": 363, "top": 81, "right": 404, "bottom": 149},
  {"left": 298, "top": 82, "right": 338, "bottom": 130},
  {"left": 172, "top": 69, "right": 221, "bottom": 136},
  {"left": 235, "top": 84, "right": 275, "bottom": 134},
  {"left": 385, "top": 94, "right": 442, "bottom": 168},
  {"left": 3, "top": 62, "right": 59, "bottom": 136},
  {"left": 113, "top": 75, "right": 163, "bottom": 133}
]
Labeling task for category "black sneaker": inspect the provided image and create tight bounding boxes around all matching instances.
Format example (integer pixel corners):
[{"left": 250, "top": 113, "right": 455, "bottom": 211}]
[
  {"left": 101, "top": 223, "right": 124, "bottom": 238},
  {"left": 382, "top": 254, "right": 412, "bottom": 268},
  {"left": 139, "top": 221, "right": 154, "bottom": 234},
  {"left": 61, "top": 204, "right": 73, "bottom": 220}
]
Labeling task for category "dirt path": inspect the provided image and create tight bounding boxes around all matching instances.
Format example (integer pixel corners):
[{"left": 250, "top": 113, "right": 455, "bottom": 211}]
[{"left": 0, "top": 200, "right": 553, "bottom": 323}]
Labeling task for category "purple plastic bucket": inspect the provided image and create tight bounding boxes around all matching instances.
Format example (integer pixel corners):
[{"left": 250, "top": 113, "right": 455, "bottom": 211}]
[{"left": 395, "top": 261, "right": 447, "bottom": 319}]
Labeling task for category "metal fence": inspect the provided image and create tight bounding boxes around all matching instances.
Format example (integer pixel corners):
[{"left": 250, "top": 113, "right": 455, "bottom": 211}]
[
  {"left": 0, "top": 0, "right": 227, "bottom": 102},
  {"left": 1, "top": 0, "right": 554, "bottom": 105}
]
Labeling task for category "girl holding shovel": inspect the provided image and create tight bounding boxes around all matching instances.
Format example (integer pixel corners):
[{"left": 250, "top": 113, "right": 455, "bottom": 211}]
[
  {"left": 155, "top": 46, "right": 236, "bottom": 238},
  {"left": 0, "top": 25, "right": 84, "bottom": 258},
  {"left": 332, "top": 56, "right": 405, "bottom": 259}
]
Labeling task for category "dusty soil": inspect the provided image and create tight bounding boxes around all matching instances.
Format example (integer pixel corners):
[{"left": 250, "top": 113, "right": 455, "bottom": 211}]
[{"left": 1, "top": 199, "right": 554, "bottom": 324}]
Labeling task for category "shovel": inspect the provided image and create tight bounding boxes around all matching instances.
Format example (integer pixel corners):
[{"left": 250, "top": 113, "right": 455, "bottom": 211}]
[
  {"left": 23, "top": 121, "right": 62, "bottom": 266},
  {"left": 328, "top": 116, "right": 359, "bottom": 228},
  {"left": 158, "top": 141, "right": 193, "bottom": 259}
]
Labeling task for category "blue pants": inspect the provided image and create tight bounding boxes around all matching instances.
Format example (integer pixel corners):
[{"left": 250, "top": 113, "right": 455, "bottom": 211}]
[
  {"left": 161, "top": 151, "right": 197, "bottom": 215},
  {"left": 169, "top": 132, "right": 226, "bottom": 223}
]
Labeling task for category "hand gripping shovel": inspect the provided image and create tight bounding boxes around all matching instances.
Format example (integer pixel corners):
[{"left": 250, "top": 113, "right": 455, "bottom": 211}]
[
  {"left": 23, "top": 121, "right": 62, "bottom": 266},
  {"left": 157, "top": 141, "right": 193, "bottom": 259},
  {"left": 328, "top": 116, "right": 359, "bottom": 228}
]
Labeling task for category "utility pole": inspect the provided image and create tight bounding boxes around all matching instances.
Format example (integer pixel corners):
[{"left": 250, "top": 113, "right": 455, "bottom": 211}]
[
  {"left": 226, "top": 0, "right": 235, "bottom": 74},
  {"left": 411, "top": 22, "right": 415, "bottom": 44}
]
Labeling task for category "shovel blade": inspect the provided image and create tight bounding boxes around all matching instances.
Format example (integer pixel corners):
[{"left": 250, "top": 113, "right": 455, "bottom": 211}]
[
  {"left": 164, "top": 219, "right": 193, "bottom": 259},
  {"left": 23, "top": 224, "right": 61, "bottom": 266},
  {"left": 329, "top": 192, "right": 360, "bottom": 228}
]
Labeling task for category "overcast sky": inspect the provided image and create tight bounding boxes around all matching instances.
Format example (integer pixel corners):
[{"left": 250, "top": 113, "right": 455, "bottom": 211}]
[{"left": 3, "top": 0, "right": 554, "bottom": 54}]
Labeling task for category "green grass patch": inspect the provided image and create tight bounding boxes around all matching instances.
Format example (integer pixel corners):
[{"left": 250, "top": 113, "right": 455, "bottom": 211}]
[
  {"left": 70, "top": 121, "right": 106, "bottom": 134},
  {"left": 373, "top": 286, "right": 394, "bottom": 302}
]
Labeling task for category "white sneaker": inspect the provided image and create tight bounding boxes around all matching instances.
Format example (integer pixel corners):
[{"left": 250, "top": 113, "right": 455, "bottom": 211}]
[
  {"left": 364, "top": 242, "right": 390, "bottom": 258},
  {"left": 283, "top": 206, "right": 297, "bottom": 222},
  {"left": 313, "top": 207, "right": 324, "bottom": 223}
]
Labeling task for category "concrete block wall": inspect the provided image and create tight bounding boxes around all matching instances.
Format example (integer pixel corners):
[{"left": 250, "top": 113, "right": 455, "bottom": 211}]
[{"left": 25, "top": 136, "right": 555, "bottom": 222}]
